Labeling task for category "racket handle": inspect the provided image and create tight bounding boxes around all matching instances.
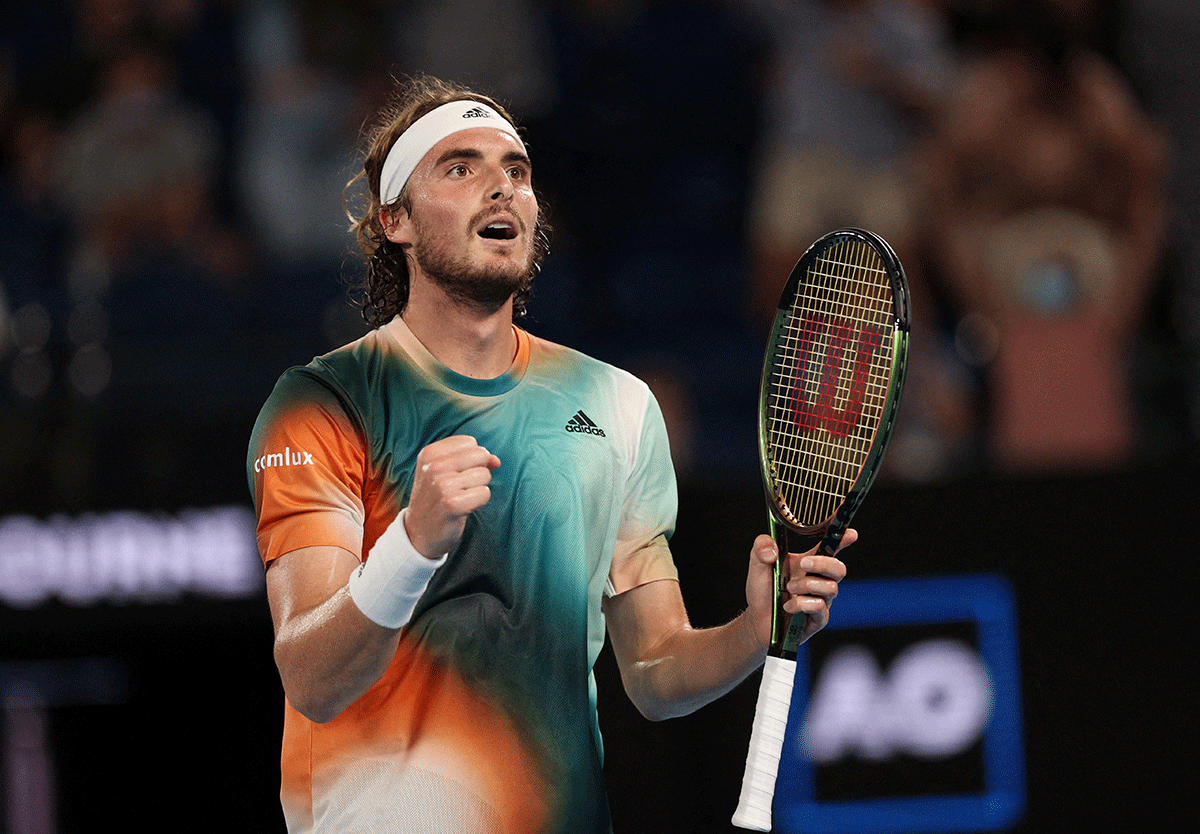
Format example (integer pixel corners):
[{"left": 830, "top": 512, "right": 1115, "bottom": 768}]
[
  {"left": 732, "top": 655, "right": 797, "bottom": 831},
  {"left": 783, "top": 610, "right": 808, "bottom": 651},
  {"left": 772, "top": 519, "right": 811, "bottom": 656}
]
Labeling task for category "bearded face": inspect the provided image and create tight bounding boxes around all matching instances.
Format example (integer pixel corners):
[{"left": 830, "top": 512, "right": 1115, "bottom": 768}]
[
  {"left": 387, "top": 127, "right": 540, "bottom": 316},
  {"left": 409, "top": 202, "right": 536, "bottom": 313}
]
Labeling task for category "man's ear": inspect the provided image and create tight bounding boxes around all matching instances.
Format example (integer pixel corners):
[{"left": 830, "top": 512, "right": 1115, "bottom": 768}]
[{"left": 381, "top": 206, "right": 412, "bottom": 246}]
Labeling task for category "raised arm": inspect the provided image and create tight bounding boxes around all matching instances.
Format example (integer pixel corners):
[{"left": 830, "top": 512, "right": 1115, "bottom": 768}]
[
  {"left": 603, "top": 532, "right": 852, "bottom": 721},
  {"left": 265, "top": 435, "right": 501, "bottom": 724}
]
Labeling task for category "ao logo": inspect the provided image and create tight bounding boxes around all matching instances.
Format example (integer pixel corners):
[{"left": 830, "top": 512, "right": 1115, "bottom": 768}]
[{"left": 800, "top": 638, "right": 992, "bottom": 762}]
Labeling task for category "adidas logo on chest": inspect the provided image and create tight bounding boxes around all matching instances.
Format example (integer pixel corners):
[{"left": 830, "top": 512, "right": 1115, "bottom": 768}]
[{"left": 564, "top": 410, "right": 606, "bottom": 437}]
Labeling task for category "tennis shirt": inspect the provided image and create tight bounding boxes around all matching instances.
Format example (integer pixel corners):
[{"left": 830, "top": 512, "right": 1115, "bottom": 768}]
[{"left": 248, "top": 319, "right": 680, "bottom": 834}]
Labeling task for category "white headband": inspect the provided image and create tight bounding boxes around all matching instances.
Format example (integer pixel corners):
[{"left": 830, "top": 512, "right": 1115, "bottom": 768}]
[{"left": 378, "top": 101, "right": 526, "bottom": 205}]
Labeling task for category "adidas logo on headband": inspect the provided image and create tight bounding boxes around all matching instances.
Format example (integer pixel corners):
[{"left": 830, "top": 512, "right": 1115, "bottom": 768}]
[{"left": 379, "top": 100, "right": 526, "bottom": 205}]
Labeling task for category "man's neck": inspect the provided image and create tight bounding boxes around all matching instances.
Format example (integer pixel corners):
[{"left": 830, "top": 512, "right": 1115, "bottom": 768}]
[{"left": 395, "top": 290, "right": 518, "bottom": 380}]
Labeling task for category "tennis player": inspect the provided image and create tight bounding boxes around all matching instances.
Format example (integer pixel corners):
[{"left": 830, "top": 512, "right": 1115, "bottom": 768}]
[{"left": 248, "top": 75, "right": 850, "bottom": 834}]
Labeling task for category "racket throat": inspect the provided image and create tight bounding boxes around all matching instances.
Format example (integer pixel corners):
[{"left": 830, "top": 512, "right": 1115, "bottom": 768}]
[{"left": 768, "top": 519, "right": 805, "bottom": 660}]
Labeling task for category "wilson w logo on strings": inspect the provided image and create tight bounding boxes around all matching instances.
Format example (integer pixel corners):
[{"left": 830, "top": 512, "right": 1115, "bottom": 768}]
[
  {"left": 764, "top": 241, "right": 899, "bottom": 530},
  {"left": 776, "top": 314, "right": 890, "bottom": 440}
]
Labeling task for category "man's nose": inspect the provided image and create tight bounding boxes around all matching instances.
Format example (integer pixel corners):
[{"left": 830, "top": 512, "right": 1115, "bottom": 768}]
[{"left": 485, "top": 166, "right": 515, "bottom": 201}]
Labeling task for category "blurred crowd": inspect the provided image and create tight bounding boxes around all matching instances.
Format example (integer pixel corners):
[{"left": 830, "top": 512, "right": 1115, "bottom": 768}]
[{"left": 2, "top": 0, "right": 1197, "bottom": 513}]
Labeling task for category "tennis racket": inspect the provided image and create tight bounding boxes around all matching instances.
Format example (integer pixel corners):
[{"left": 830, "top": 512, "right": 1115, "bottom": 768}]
[{"left": 732, "top": 228, "right": 910, "bottom": 831}]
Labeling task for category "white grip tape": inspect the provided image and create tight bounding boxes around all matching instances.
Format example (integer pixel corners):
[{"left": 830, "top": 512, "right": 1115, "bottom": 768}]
[
  {"left": 347, "top": 508, "right": 446, "bottom": 629},
  {"left": 732, "top": 655, "right": 796, "bottom": 831}
]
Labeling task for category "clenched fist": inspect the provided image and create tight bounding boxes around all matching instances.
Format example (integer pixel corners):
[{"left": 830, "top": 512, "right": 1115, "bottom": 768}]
[{"left": 404, "top": 435, "right": 501, "bottom": 559}]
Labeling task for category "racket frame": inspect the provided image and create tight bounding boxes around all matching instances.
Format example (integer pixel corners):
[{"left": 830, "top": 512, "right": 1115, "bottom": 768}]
[{"left": 757, "top": 228, "right": 910, "bottom": 659}]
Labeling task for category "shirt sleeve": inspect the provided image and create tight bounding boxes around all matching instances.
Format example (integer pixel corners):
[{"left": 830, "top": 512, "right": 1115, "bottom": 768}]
[
  {"left": 248, "top": 369, "right": 368, "bottom": 567},
  {"left": 608, "top": 385, "right": 680, "bottom": 596}
]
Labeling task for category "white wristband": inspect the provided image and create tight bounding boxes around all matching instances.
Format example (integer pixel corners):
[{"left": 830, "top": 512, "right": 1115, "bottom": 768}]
[{"left": 348, "top": 508, "right": 446, "bottom": 629}]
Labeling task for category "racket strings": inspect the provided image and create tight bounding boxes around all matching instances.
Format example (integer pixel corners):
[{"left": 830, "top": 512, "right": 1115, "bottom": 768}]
[{"left": 767, "top": 238, "right": 895, "bottom": 528}]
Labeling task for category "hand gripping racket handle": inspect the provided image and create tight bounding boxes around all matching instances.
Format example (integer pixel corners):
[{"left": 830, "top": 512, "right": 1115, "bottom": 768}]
[
  {"left": 735, "top": 523, "right": 845, "bottom": 830},
  {"left": 731, "top": 655, "right": 796, "bottom": 831},
  {"left": 779, "top": 524, "right": 848, "bottom": 650}
]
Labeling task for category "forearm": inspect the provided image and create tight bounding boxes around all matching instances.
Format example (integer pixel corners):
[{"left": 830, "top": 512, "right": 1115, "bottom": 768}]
[
  {"left": 619, "top": 609, "right": 767, "bottom": 721},
  {"left": 608, "top": 536, "right": 849, "bottom": 721},
  {"left": 268, "top": 509, "right": 449, "bottom": 722},
  {"left": 273, "top": 582, "right": 402, "bottom": 724}
]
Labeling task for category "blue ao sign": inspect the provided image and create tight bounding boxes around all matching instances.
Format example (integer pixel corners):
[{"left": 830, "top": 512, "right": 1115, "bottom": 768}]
[{"left": 771, "top": 575, "right": 1024, "bottom": 833}]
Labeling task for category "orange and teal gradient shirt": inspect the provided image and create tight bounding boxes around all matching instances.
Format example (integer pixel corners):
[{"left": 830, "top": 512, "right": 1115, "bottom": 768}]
[{"left": 248, "top": 319, "right": 680, "bottom": 834}]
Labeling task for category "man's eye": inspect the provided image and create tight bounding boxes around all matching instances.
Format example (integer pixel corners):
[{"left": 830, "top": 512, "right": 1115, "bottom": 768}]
[{"left": 449, "top": 164, "right": 469, "bottom": 177}]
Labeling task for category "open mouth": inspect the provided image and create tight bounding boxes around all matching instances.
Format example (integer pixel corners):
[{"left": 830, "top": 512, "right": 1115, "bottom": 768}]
[{"left": 477, "top": 219, "right": 519, "bottom": 241}]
